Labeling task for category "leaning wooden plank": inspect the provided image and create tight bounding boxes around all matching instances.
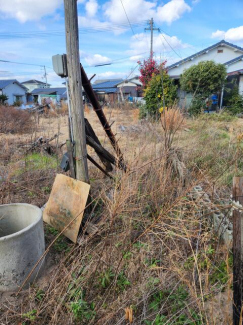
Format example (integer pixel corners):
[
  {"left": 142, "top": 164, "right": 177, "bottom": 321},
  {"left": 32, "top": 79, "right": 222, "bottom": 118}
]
[
  {"left": 85, "top": 118, "right": 113, "bottom": 172},
  {"left": 43, "top": 174, "right": 90, "bottom": 243}
]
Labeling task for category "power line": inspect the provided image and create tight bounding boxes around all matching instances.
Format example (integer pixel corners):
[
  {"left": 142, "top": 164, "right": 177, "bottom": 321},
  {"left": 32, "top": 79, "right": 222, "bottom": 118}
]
[
  {"left": 0, "top": 21, "right": 148, "bottom": 39},
  {"left": 125, "top": 64, "right": 139, "bottom": 80},
  {"left": 0, "top": 59, "right": 45, "bottom": 67},
  {"left": 119, "top": 0, "right": 140, "bottom": 41},
  {"left": 0, "top": 51, "right": 149, "bottom": 72},
  {"left": 158, "top": 30, "right": 182, "bottom": 59}
]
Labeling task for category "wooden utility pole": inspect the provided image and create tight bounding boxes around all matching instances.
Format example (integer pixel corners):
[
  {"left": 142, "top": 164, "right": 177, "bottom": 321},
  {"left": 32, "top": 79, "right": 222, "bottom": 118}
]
[
  {"left": 145, "top": 18, "right": 159, "bottom": 59},
  {"left": 233, "top": 177, "right": 243, "bottom": 325},
  {"left": 64, "top": 0, "right": 89, "bottom": 183}
]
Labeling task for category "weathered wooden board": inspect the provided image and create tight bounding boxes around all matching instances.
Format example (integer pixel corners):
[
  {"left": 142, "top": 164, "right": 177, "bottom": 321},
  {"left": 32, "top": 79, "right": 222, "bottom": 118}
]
[{"left": 43, "top": 174, "right": 90, "bottom": 243}]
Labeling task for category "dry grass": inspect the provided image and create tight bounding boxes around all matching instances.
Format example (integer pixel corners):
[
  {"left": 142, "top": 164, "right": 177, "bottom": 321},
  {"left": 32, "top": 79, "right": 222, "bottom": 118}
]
[
  {"left": 0, "top": 106, "right": 33, "bottom": 134},
  {"left": 0, "top": 107, "right": 240, "bottom": 325}
]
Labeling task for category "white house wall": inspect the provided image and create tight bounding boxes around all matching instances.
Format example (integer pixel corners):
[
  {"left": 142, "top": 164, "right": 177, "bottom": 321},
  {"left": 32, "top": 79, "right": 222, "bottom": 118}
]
[
  {"left": 226, "top": 60, "right": 243, "bottom": 73},
  {"left": 129, "top": 78, "right": 142, "bottom": 86},
  {"left": 168, "top": 46, "right": 243, "bottom": 77},
  {"left": 3, "top": 83, "right": 26, "bottom": 105},
  {"left": 23, "top": 83, "right": 49, "bottom": 92},
  {"left": 117, "top": 82, "right": 137, "bottom": 87}
]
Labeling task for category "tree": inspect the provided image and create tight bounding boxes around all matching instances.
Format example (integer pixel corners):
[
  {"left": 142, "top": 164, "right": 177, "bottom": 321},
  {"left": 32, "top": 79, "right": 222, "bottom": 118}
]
[
  {"left": 180, "top": 61, "right": 227, "bottom": 114},
  {"left": 180, "top": 61, "right": 227, "bottom": 97},
  {"left": 138, "top": 58, "right": 161, "bottom": 88},
  {"left": 0, "top": 94, "right": 8, "bottom": 105},
  {"left": 143, "top": 69, "right": 177, "bottom": 118}
]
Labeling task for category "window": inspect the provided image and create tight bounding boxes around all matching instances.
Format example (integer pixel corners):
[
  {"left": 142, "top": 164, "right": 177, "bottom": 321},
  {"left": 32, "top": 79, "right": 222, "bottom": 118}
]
[
  {"left": 14, "top": 95, "right": 23, "bottom": 103},
  {"left": 217, "top": 49, "right": 223, "bottom": 53}
]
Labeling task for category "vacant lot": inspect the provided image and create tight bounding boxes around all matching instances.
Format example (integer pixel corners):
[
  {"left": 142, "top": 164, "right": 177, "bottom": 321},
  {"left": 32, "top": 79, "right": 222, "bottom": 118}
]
[{"left": 0, "top": 107, "right": 242, "bottom": 324}]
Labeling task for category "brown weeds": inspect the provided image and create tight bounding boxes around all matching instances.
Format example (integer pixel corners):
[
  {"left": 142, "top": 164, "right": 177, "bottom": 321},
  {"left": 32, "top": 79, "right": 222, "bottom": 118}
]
[
  {"left": 0, "top": 106, "right": 33, "bottom": 134},
  {"left": 0, "top": 108, "right": 235, "bottom": 325}
]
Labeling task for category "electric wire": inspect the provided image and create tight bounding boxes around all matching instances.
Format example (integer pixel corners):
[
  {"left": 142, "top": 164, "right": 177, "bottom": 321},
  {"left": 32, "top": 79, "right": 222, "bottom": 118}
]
[
  {"left": 0, "top": 21, "right": 148, "bottom": 39},
  {"left": 158, "top": 31, "right": 182, "bottom": 59},
  {"left": 119, "top": 0, "right": 140, "bottom": 41},
  {"left": 0, "top": 59, "right": 45, "bottom": 67}
]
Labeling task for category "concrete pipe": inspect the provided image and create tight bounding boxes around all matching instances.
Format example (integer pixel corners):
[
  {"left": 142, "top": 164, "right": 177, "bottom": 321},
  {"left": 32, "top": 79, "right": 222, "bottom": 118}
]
[{"left": 0, "top": 203, "right": 45, "bottom": 292}]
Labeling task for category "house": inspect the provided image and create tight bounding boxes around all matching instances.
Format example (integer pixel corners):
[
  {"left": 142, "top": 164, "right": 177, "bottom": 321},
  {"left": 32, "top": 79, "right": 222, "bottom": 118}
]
[
  {"left": 22, "top": 79, "right": 51, "bottom": 102},
  {"left": 0, "top": 79, "right": 27, "bottom": 105},
  {"left": 92, "top": 77, "right": 143, "bottom": 103},
  {"left": 21, "top": 79, "right": 50, "bottom": 92},
  {"left": 116, "top": 76, "right": 143, "bottom": 100},
  {"left": 31, "top": 87, "right": 67, "bottom": 105},
  {"left": 167, "top": 40, "right": 243, "bottom": 108},
  {"left": 92, "top": 79, "right": 123, "bottom": 103}
]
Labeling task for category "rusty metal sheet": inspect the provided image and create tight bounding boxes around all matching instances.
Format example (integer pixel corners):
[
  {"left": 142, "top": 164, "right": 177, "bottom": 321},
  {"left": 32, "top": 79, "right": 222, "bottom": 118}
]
[{"left": 43, "top": 174, "right": 90, "bottom": 243}]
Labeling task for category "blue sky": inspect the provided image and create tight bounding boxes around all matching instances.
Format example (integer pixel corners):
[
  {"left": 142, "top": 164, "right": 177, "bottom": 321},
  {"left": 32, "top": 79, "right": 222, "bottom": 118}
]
[{"left": 0, "top": 0, "right": 243, "bottom": 86}]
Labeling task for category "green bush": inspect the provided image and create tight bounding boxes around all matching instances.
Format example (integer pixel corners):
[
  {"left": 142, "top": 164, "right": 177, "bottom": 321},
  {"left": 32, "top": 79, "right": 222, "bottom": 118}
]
[
  {"left": 225, "top": 86, "right": 243, "bottom": 115},
  {"left": 0, "top": 94, "right": 8, "bottom": 105},
  {"left": 188, "top": 96, "right": 204, "bottom": 116},
  {"left": 142, "top": 72, "right": 177, "bottom": 118},
  {"left": 180, "top": 61, "right": 227, "bottom": 97}
]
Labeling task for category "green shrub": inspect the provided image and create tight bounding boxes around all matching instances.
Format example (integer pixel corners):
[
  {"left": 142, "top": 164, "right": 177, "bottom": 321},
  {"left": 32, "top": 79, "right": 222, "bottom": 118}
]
[
  {"left": 180, "top": 61, "right": 227, "bottom": 98},
  {"left": 188, "top": 96, "right": 204, "bottom": 116},
  {"left": 143, "top": 72, "right": 177, "bottom": 118},
  {"left": 0, "top": 94, "right": 8, "bottom": 105},
  {"left": 225, "top": 86, "right": 243, "bottom": 115}
]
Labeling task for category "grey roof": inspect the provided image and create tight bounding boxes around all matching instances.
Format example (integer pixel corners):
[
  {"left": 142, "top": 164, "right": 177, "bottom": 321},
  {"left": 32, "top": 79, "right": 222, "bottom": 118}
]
[
  {"left": 31, "top": 87, "right": 67, "bottom": 98},
  {"left": 93, "top": 78, "right": 122, "bottom": 85},
  {"left": 0, "top": 79, "right": 27, "bottom": 90},
  {"left": 224, "top": 54, "right": 243, "bottom": 66},
  {"left": 92, "top": 79, "right": 123, "bottom": 89},
  {"left": 167, "top": 40, "right": 243, "bottom": 70},
  {"left": 22, "top": 79, "right": 50, "bottom": 85},
  {"left": 93, "top": 79, "right": 110, "bottom": 85},
  {"left": 116, "top": 78, "right": 142, "bottom": 86},
  {"left": 94, "top": 87, "right": 118, "bottom": 94}
]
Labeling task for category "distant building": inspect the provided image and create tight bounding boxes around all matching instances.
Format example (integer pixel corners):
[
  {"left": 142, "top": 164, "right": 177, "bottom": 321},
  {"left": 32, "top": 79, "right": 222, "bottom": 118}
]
[
  {"left": 21, "top": 79, "right": 50, "bottom": 92},
  {"left": 116, "top": 76, "right": 143, "bottom": 99},
  {"left": 92, "top": 77, "right": 143, "bottom": 103},
  {"left": 31, "top": 87, "right": 67, "bottom": 104},
  {"left": 92, "top": 79, "right": 123, "bottom": 103},
  {"left": 167, "top": 40, "right": 243, "bottom": 108},
  {"left": 0, "top": 79, "right": 27, "bottom": 105}
]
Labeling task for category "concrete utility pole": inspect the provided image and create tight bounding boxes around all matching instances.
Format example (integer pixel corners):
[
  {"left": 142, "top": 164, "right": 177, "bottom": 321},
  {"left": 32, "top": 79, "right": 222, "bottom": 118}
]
[
  {"left": 43, "top": 66, "right": 48, "bottom": 87},
  {"left": 64, "top": 0, "right": 89, "bottom": 183},
  {"left": 145, "top": 18, "right": 159, "bottom": 59}
]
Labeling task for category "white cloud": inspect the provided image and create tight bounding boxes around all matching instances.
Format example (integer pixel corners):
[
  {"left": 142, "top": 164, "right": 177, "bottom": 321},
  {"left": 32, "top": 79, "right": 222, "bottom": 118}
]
[
  {"left": 78, "top": 16, "right": 110, "bottom": 29},
  {"left": 80, "top": 51, "right": 111, "bottom": 66},
  {"left": 96, "top": 71, "right": 127, "bottom": 79},
  {"left": 212, "top": 26, "right": 243, "bottom": 43},
  {"left": 156, "top": 0, "right": 191, "bottom": 24},
  {"left": 85, "top": 0, "right": 98, "bottom": 17},
  {"left": 104, "top": 0, "right": 191, "bottom": 25},
  {"left": 192, "top": 0, "right": 200, "bottom": 3},
  {"left": 128, "top": 32, "right": 189, "bottom": 57},
  {"left": 129, "top": 55, "right": 145, "bottom": 62},
  {"left": 104, "top": 0, "right": 156, "bottom": 25},
  {"left": 0, "top": 0, "right": 62, "bottom": 23},
  {"left": 211, "top": 30, "right": 225, "bottom": 39}
]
